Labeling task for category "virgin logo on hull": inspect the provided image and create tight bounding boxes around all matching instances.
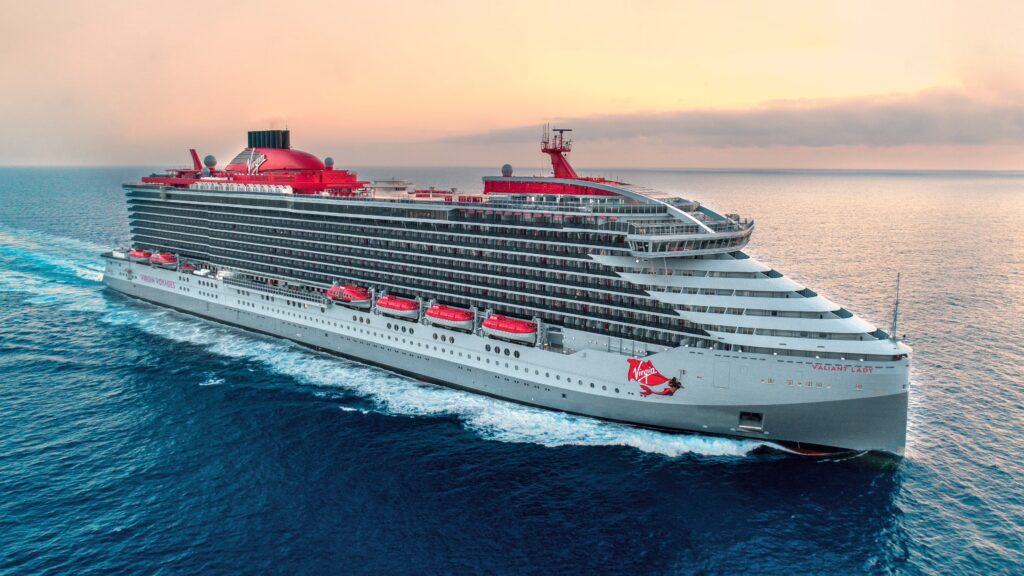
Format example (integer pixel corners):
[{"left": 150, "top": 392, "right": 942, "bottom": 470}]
[{"left": 627, "top": 359, "right": 682, "bottom": 397}]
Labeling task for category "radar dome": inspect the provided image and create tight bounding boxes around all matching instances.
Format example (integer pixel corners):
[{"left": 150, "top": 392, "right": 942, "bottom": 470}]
[
  {"left": 324, "top": 157, "right": 335, "bottom": 167},
  {"left": 203, "top": 154, "right": 217, "bottom": 168},
  {"left": 501, "top": 163, "right": 513, "bottom": 177},
  {"left": 201, "top": 166, "right": 211, "bottom": 177}
]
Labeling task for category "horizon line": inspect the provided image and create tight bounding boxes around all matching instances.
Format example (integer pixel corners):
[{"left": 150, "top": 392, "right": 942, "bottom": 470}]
[{"left": 1, "top": 163, "right": 1022, "bottom": 176}]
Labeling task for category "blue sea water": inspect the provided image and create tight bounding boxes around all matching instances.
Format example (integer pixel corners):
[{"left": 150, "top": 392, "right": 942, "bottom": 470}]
[{"left": 0, "top": 166, "right": 1022, "bottom": 575}]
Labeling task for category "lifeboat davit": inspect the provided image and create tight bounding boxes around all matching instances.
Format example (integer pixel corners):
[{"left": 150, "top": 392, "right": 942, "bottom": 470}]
[
  {"left": 425, "top": 304, "right": 475, "bottom": 331},
  {"left": 482, "top": 315, "right": 537, "bottom": 344},
  {"left": 327, "top": 284, "right": 371, "bottom": 308},
  {"left": 376, "top": 295, "right": 420, "bottom": 319},
  {"left": 149, "top": 252, "right": 178, "bottom": 269},
  {"left": 128, "top": 249, "right": 152, "bottom": 263}
]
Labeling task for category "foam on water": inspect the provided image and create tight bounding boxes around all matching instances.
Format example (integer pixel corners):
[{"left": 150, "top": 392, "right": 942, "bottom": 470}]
[
  {"left": 0, "top": 268, "right": 106, "bottom": 312},
  {"left": 0, "top": 227, "right": 106, "bottom": 282},
  {"left": 199, "top": 374, "right": 226, "bottom": 387},
  {"left": 113, "top": 305, "right": 769, "bottom": 458}
]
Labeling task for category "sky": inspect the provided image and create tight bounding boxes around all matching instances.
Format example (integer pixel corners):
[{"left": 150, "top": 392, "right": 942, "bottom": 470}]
[{"left": 0, "top": 0, "right": 1022, "bottom": 170}]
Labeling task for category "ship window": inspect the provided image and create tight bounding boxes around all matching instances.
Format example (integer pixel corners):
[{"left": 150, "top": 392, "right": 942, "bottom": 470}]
[
  {"left": 513, "top": 351, "right": 520, "bottom": 358},
  {"left": 504, "top": 349, "right": 510, "bottom": 356},
  {"left": 485, "top": 343, "right": 490, "bottom": 351}
]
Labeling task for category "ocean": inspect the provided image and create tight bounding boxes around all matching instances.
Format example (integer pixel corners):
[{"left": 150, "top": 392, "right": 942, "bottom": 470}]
[{"left": 0, "top": 166, "right": 1021, "bottom": 575}]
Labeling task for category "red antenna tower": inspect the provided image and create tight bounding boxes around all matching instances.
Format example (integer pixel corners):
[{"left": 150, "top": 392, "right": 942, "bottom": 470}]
[{"left": 541, "top": 123, "right": 578, "bottom": 179}]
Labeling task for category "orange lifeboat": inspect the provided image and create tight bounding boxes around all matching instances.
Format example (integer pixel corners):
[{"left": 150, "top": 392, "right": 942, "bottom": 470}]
[
  {"left": 376, "top": 295, "right": 420, "bottom": 319},
  {"left": 128, "top": 249, "right": 152, "bottom": 263},
  {"left": 425, "top": 304, "right": 475, "bottom": 331},
  {"left": 482, "top": 315, "right": 537, "bottom": 344},
  {"left": 149, "top": 252, "right": 178, "bottom": 269},
  {"left": 327, "top": 284, "right": 371, "bottom": 309}
]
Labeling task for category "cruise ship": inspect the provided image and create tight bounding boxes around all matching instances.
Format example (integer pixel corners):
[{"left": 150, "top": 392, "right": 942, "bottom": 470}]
[{"left": 101, "top": 128, "right": 911, "bottom": 455}]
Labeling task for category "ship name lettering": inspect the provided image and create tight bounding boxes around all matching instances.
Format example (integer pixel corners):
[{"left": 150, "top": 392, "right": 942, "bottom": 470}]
[
  {"left": 811, "top": 363, "right": 873, "bottom": 374},
  {"left": 140, "top": 275, "right": 175, "bottom": 289}
]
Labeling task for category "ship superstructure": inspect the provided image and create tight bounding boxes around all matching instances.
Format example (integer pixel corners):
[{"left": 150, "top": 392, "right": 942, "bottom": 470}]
[{"left": 102, "top": 128, "right": 911, "bottom": 455}]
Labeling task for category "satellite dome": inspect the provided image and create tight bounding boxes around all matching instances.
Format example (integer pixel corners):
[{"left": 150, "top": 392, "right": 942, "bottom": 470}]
[
  {"left": 203, "top": 154, "right": 217, "bottom": 168},
  {"left": 501, "top": 163, "right": 513, "bottom": 177},
  {"left": 324, "top": 157, "right": 335, "bottom": 167},
  {"left": 201, "top": 166, "right": 211, "bottom": 177}
]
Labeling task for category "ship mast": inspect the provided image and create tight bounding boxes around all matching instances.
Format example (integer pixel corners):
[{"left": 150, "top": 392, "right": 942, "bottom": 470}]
[{"left": 541, "top": 123, "right": 579, "bottom": 179}]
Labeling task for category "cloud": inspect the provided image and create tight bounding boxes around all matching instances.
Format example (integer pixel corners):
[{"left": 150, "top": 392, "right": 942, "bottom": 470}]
[{"left": 446, "top": 90, "right": 1024, "bottom": 148}]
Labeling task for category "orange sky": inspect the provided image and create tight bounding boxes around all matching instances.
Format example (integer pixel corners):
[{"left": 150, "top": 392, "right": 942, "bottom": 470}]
[{"left": 0, "top": 0, "right": 1022, "bottom": 169}]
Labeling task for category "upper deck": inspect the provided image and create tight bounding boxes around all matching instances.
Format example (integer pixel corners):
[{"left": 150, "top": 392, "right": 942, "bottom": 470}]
[{"left": 133, "top": 127, "right": 754, "bottom": 258}]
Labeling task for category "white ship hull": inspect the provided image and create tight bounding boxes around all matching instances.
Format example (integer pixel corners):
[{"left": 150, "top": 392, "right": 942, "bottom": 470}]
[{"left": 102, "top": 256, "right": 910, "bottom": 455}]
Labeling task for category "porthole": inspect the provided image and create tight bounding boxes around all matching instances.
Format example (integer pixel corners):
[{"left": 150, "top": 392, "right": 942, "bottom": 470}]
[
  {"left": 504, "top": 349, "right": 510, "bottom": 356},
  {"left": 590, "top": 383, "right": 595, "bottom": 388},
  {"left": 614, "top": 388, "right": 619, "bottom": 393},
  {"left": 485, "top": 344, "right": 490, "bottom": 351},
  {"left": 556, "top": 375, "right": 561, "bottom": 381},
  {"left": 602, "top": 386, "right": 607, "bottom": 391},
  {"left": 434, "top": 334, "right": 439, "bottom": 340},
  {"left": 494, "top": 347, "right": 501, "bottom": 354},
  {"left": 513, "top": 351, "right": 520, "bottom": 358},
  {"left": 387, "top": 323, "right": 392, "bottom": 330},
  {"left": 409, "top": 329, "right": 414, "bottom": 336}
]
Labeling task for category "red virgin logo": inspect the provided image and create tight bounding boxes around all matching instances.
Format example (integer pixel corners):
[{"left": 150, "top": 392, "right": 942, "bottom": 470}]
[{"left": 627, "top": 359, "right": 682, "bottom": 396}]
